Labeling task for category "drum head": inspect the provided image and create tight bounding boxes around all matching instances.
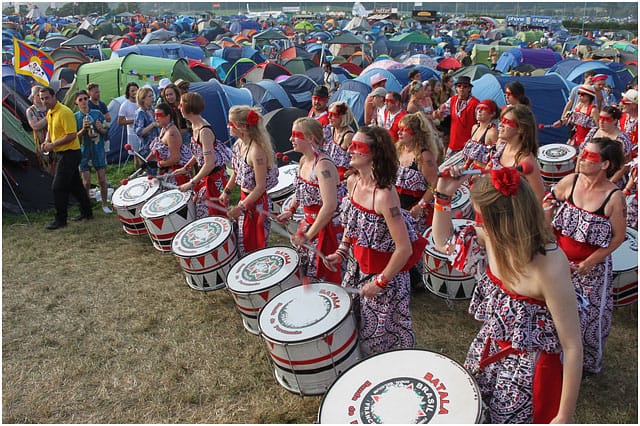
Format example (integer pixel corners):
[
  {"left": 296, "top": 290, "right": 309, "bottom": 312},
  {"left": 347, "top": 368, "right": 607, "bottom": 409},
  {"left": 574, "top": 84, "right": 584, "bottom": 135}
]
[
  {"left": 318, "top": 349, "right": 482, "bottom": 424},
  {"left": 438, "top": 151, "right": 466, "bottom": 172},
  {"left": 451, "top": 186, "right": 470, "bottom": 210},
  {"left": 227, "top": 246, "right": 299, "bottom": 292},
  {"left": 282, "top": 195, "right": 304, "bottom": 220},
  {"left": 140, "top": 189, "right": 191, "bottom": 218},
  {"left": 172, "top": 216, "right": 233, "bottom": 256},
  {"left": 424, "top": 219, "right": 475, "bottom": 257},
  {"left": 259, "top": 282, "right": 351, "bottom": 343},
  {"left": 612, "top": 228, "right": 638, "bottom": 272},
  {"left": 112, "top": 176, "right": 160, "bottom": 207},
  {"left": 268, "top": 164, "right": 298, "bottom": 196},
  {"left": 538, "top": 143, "right": 576, "bottom": 163}
]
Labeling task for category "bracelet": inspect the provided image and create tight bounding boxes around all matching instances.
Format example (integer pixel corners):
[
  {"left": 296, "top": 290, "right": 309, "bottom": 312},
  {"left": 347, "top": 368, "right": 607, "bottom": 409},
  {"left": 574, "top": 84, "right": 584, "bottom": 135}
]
[
  {"left": 237, "top": 200, "right": 246, "bottom": 211},
  {"left": 434, "top": 190, "right": 452, "bottom": 200},
  {"left": 374, "top": 274, "right": 389, "bottom": 289},
  {"left": 434, "top": 196, "right": 452, "bottom": 206},
  {"left": 434, "top": 203, "right": 452, "bottom": 213},
  {"left": 418, "top": 199, "right": 429, "bottom": 210},
  {"left": 339, "top": 241, "right": 351, "bottom": 251},
  {"left": 334, "top": 248, "right": 348, "bottom": 261},
  {"left": 623, "top": 188, "right": 631, "bottom": 196}
]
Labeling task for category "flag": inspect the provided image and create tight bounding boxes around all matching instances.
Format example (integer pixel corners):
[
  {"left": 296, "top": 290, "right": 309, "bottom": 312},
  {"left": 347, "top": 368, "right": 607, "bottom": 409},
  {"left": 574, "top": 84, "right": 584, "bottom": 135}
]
[{"left": 13, "top": 38, "right": 54, "bottom": 86}]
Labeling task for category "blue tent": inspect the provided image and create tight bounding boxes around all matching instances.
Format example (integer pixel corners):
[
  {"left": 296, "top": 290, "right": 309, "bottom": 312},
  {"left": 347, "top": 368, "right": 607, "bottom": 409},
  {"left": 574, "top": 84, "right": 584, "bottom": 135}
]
[
  {"left": 2, "top": 64, "right": 34, "bottom": 98},
  {"left": 471, "top": 74, "right": 571, "bottom": 144},
  {"left": 496, "top": 48, "right": 562, "bottom": 73},
  {"left": 244, "top": 80, "right": 292, "bottom": 113},
  {"left": 546, "top": 59, "right": 634, "bottom": 99},
  {"left": 278, "top": 74, "right": 318, "bottom": 111},
  {"left": 213, "top": 46, "right": 265, "bottom": 65},
  {"left": 355, "top": 69, "right": 403, "bottom": 93},
  {"left": 329, "top": 79, "right": 373, "bottom": 126},
  {"left": 111, "top": 43, "right": 205, "bottom": 61},
  {"left": 229, "top": 20, "right": 260, "bottom": 34}
]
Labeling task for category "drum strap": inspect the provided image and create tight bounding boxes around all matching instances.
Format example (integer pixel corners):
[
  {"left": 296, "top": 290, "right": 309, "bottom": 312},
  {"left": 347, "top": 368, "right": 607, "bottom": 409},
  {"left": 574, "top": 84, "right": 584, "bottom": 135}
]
[{"left": 478, "top": 338, "right": 523, "bottom": 370}]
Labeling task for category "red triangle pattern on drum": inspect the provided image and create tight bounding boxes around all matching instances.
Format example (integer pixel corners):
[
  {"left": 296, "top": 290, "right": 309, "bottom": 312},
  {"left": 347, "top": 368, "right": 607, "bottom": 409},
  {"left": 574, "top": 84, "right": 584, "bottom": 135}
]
[
  {"left": 433, "top": 258, "right": 442, "bottom": 271},
  {"left": 555, "top": 164, "right": 562, "bottom": 170},
  {"left": 268, "top": 341, "right": 274, "bottom": 349},
  {"left": 151, "top": 217, "right": 164, "bottom": 229},
  {"left": 323, "top": 333, "right": 334, "bottom": 346},
  {"left": 259, "top": 291, "right": 270, "bottom": 302},
  {"left": 197, "top": 255, "right": 207, "bottom": 267}
]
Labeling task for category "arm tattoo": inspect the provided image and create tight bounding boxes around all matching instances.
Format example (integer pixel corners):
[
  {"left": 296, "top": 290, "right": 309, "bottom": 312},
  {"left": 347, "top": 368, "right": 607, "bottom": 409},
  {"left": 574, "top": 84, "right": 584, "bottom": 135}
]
[
  {"left": 321, "top": 169, "right": 331, "bottom": 179},
  {"left": 255, "top": 158, "right": 265, "bottom": 165},
  {"left": 390, "top": 206, "right": 401, "bottom": 218}
]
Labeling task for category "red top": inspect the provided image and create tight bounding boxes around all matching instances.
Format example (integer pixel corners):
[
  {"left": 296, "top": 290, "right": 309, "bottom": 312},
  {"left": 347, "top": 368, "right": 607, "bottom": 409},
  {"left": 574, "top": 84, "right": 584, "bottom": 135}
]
[{"left": 449, "top": 95, "right": 480, "bottom": 152}]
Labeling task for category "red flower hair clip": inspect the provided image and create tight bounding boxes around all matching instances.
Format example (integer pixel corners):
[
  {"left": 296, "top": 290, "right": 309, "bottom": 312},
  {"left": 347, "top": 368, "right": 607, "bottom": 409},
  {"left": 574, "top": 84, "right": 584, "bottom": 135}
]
[
  {"left": 490, "top": 167, "right": 520, "bottom": 197},
  {"left": 246, "top": 109, "right": 259, "bottom": 126}
]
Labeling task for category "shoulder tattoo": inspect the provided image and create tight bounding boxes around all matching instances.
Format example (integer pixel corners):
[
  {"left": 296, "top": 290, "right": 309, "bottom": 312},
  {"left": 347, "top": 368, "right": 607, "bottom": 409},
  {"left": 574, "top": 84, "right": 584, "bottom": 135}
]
[{"left": 390, "top": 206, "right": 401, "bottom": 218}]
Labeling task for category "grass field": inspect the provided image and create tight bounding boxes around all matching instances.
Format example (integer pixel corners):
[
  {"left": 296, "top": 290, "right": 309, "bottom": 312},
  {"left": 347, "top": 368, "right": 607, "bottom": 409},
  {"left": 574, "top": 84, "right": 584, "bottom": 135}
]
[{"left": 2, "top": 165, "right": 638, "bottom": 423}]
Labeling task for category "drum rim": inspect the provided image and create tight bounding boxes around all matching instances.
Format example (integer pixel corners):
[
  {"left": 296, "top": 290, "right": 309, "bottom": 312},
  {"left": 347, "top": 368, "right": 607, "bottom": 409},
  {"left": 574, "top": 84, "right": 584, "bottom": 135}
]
[
  {"left": 171, "top": 215, "right": 234, "bottom": 256},
  {"left": 226, "top": 246, "right": 300, "bottom": 293},
  {"left": 268, "top": 164, "right": 299, "bottom": 195},
  {"left": 140, "top": 189, "right": 193, "bottom": 218},
  {"left": 111, "top": 177, "right": 160, "bottom": 206},
  {"left": 538, "top": 143, "right": 577, "bottom": 162},
  {"left": 612, "top": 228, "right": 638, "bottom": 271},
  {"left": 317, "top": 348, "right": 483, "bottom": 424},
  {"left": 258, "top": 282, "right": 353, "bottom": 343}
]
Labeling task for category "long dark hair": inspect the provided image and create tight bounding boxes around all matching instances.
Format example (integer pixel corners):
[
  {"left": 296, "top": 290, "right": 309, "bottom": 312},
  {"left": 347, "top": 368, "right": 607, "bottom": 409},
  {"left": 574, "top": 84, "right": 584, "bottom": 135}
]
[{"left": 357, "top": 125, "right": 398, "bottom": 189}]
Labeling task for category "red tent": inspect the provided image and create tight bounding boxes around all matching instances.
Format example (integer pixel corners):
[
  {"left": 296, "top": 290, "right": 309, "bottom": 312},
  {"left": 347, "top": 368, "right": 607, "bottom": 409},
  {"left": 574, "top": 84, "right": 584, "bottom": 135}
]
[
  {"left": 338, "top": 62, "right": 363, "bottom": 76},
  {"left": 436, "top": 57, "right": 463, "bottom": 71}
]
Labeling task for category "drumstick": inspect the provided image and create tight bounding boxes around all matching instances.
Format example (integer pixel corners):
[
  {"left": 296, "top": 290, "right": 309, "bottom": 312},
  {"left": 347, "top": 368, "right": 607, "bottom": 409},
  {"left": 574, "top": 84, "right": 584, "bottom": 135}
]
[
  {"left": 276, "top": 149, "right": 295, "bottom": 163},
  {"left": 124, "top": 143, "right": 149, "bottom": 164},
  {"left": 438, "top": 161, "right": 533, "bottom": 177},
  {"left": 538, "top": 124, "right": 555, "bottom": 129},
  {"left": 121, "top": 167, "right": 147, "bottom": 185}
]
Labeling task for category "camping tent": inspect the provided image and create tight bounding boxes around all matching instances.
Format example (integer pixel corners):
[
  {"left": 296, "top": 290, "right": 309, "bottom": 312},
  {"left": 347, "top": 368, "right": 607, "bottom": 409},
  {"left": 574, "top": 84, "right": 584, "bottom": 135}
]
[
  {"left": 471, "top": 44, "right": 512, "bottom": 66},
  {"left": 263, "top": 107, "right": 309, "bottom": 166},
  {"left": 111, "top": 43, "right": 206, "bottom": 62},
  {"left": 244, "top": 80, "right": 292, "bottom": 113},
  {"left": 329, "top": 79, "right": 372, "bottom": 125},
  {"left": 470, "top": 74, "right": 571, "bottom": 144},
  {"left": 277, "top": 74, "right": 318, "bottom": 111},
  {"left": 547, "top": 59, "right": 634, "bottom": 99},
  {"left": 495, "top": 47, "right": 562, "bottom": 73}
]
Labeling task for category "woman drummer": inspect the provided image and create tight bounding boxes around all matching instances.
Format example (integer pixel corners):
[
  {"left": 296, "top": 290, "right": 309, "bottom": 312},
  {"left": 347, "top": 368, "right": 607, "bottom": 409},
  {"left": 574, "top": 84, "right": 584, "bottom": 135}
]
[
  {"left": 148, "top": 103, "right": 192, "bottom": 187},
  {"left": 553, "top": 84, "right": 599, "bottom": 148},
  {"left": 220, "top": 106, "right": 279, "bottom": 255},
  {"left": 324, "top": 101, "right": 356, "bottom": 180},
  {"left": 176, "top": 92, "right": 232, "bottom": 218},
  {"left": 324, "top": 126, "right": 426, "bottom": 357},
  {"left": 432, "top": 164, "right": 583, "bottom": 423},
  {"left": 461, "top": 99, "right": 499, "bottom": 170},
  {"left": 546, "top": 137, "right": 626, "bottom": 375},
  {"left": 277, "top": 117, "right": 345, "bottom": 284}
]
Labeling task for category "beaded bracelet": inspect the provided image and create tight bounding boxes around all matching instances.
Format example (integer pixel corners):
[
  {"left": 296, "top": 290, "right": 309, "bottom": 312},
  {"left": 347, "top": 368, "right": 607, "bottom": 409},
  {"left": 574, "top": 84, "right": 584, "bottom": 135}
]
[
  {"left": 434, "top": 203, "right": 452, "bottom": 213},
  {"left": 374, "top": 274, "right": 389, "bottom": 289}
]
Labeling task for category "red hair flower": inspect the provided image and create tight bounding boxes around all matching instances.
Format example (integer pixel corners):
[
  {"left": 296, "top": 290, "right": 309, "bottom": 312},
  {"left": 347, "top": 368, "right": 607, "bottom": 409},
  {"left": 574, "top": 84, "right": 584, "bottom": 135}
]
[
  {"left": 246, "top": 109, "right": 259, "bottom": 126},
  {"left": 490, "top": 167, "right": 520, "bottom": 196}
]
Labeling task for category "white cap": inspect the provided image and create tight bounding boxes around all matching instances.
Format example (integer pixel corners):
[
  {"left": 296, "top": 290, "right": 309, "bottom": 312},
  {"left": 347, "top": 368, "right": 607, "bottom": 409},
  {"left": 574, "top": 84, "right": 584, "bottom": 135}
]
[{"left": 158, "top": 78, "right": 172, "bottom": 90}]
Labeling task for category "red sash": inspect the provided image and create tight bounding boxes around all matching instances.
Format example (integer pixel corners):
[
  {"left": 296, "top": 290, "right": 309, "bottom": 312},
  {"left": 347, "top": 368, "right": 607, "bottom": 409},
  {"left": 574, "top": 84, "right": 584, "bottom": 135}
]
[
  {"left": 302, "top": 205, "right": 343, "bottom": 284},
  {"left": 240, "top": 191, "right": 269, "bottom": 253}
]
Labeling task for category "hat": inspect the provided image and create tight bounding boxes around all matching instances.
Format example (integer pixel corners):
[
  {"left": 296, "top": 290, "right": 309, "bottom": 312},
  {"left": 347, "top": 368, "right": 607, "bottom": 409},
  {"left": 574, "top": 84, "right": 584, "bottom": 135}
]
[
  {"left": 369, "top": 87, "right": 387, "bottom": 98},
  {"left": 591, "top": 74, "right": 608, "bottom": 82},
  {"left": 158, "top": 78, "right": 172, "bottom": 90},
  {"left": 622, "top": 89, "right": 638, "bottom": 104},
  {"left": 578, "top": 84, "right": 596, "bottom": 98},
  {"left": 28, "top": 86, "right": 41, "bottom": 101},
  {"left": 370, "top": 73, "right": 388, "bottom": 86},
  {"left": 312, "top": 85, "right": 329, "bottom": 98},
  {"left": 174, "top": 78, "right": 189, "bottom": 88},
  {"left": 454, "top": 76, "right": 473, "bottom": 87}
]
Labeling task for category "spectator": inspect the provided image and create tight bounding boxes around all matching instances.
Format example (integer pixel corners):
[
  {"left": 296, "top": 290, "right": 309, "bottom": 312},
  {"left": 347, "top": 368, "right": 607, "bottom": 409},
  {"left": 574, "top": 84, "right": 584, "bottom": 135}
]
[
  {"left": 118, "top": 82, "right": 141, "bottom": 168},
  {"left": 380, "top": 91, "right": 407, "bottom": 143},
  {"left": 308, "top": 85, "right": 330, "bottom": 127}
]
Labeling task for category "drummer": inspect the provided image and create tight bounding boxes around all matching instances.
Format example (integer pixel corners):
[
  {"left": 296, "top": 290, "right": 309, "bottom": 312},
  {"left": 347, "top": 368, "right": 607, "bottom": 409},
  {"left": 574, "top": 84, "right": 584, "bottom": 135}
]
[
  {"left": 432, "top": 164, "right": 583, "bottom": 423},
  {"left": 461, "top": 99, "right": 499, "bottom": 171},
  {"left": 323, "top": 101, "right": 356, "bottom": 181},
  {"left": 220, "top": 106, "right": 279, "bottom": 256},
  {"left": 324, "top": 126, "right": 426, "bottom": 357},
  {"left": 277, "top": 118, "right": 345, "bottom": 284}
]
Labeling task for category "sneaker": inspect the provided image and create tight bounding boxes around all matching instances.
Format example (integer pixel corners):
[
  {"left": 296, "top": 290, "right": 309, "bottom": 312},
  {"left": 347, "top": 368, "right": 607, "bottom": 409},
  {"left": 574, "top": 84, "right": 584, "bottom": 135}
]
[
  {"left": 102, "top": 206, "right": 113, "bottom": 214},
  {"left": 46, "top": 221, "right": 67, "bottom": 230},
  {"left": 71, "top": 214, "right": 94, "bottom": 221}
]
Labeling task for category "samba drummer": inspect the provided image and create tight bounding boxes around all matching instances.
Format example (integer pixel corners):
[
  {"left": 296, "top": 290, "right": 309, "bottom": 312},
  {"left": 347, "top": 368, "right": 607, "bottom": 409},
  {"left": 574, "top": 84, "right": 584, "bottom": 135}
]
[
  {"left": 432, "top": 164, "right": 583, "bottom": 423},
  {"left": 276, "top": 118, "right": 345, "bottom": 284}
]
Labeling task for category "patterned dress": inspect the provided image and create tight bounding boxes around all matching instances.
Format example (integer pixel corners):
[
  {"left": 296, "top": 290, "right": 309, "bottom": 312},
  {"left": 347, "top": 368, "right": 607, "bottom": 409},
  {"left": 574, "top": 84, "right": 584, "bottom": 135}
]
[
  {"left": 149, "top": 126, "right": 193, "bottom": 187},
  {"left": 395, "top": 156, "right": 431, "bottom": 234},
  {"left": 322, "top": 126, "right": 353, "bottom": 180},
  {"left": 293, "top": 155, "right": 346, "bottom": 283},
  {"left": 448, "top": 226, "right": 565, "bottom": 423},
  {"left": 551, "top": 175, "right": 617, "bottom": 374},
  {"left": 567, "top": 104, "right": 597, "bottom": 147},
  {"left": 133, "top": 107, "right": 158, "bottom": 157},
  {"left": 462, "top": 124, "right": 495, "bottom": 168},
  {"left": 190, "top": 125, "right": 233, "bottom": 219},
  {"left": 231, "top": 140, "right": 279, "bottom": 255},
  {"left": 339, "top": 184, "right": 425, "bottom": 356}
]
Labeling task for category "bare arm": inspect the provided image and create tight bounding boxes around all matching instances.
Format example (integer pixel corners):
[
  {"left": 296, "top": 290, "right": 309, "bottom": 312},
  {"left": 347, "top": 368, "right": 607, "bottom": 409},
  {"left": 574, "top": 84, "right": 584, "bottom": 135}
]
[
  {"left": 159, "top": 128, "right": 183, "bottom": 167},
  {"left": 302, "top": 160, "right": 338, "bottom": 240}
]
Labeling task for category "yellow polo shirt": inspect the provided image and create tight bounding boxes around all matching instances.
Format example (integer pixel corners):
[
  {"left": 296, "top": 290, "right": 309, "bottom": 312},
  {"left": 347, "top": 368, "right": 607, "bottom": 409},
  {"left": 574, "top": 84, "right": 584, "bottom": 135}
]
[{"left": 46, "top": 101, "right": 80, "bottom": 152}]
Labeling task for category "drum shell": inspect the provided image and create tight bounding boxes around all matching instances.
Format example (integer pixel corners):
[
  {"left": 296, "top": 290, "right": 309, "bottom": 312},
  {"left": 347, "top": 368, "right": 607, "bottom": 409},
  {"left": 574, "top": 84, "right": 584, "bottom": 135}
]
[
  {"left": 172, "top": 216, "right": 238, "bottom": 291},
  {"left": 317, "top": 349, "right": 483, "bottom": 424},
  {"left": 268, "top": 165, "right": 297, "bottom": 213},
  {"left": 612, "top": 227, "right": 638, "bottom": 306},
  {"left": 282, "top": 194, "right": 305, "bottom": 234},
  {"left": 423, "top": 219, "right": 476, "bottom": 300},
  {"left": 538, "top": 143, "right": 577, "bottom": 187},
  {"left": 258, "top": 283, "right": 362, "bottom": 395},
  {"left": 451, "top": 185, "right": 473, "bottom": 220},
  {"left": 226, "top": 247, "right": 302, "bottom": 335},
  {"left": 140, "top": 190, "right": 195, "bottom": 252},
  {"left": 111, "top": 177, "right": 161, "bottom": 235}
]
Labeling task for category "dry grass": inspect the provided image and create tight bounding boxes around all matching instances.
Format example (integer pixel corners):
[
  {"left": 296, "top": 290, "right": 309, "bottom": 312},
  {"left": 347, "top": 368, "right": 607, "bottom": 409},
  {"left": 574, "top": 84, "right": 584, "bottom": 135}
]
[{"left": 2, "top": 204, "right": 637, "bottom": 423}]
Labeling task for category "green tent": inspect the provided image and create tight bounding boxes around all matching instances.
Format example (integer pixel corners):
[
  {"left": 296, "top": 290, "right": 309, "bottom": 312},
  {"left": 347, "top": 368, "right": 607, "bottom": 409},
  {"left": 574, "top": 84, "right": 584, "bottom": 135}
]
[
  {"left": 64, "top": 54, "right": 201, "bottom": 106},
  {"left": 471, "top": 44, "right": 512, "bottom": 66}
]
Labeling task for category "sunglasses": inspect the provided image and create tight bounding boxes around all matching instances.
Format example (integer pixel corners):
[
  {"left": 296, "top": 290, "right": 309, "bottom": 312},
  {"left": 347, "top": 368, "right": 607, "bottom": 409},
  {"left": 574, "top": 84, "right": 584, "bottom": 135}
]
[
  {"left": 580, "top": 149, "right": 602, "bottom": 163},
  {"left": 499, "top": 117, "right": 518, "bottom": 128},
  {"left": 312, "top": 96, "right": 327, "bottom": 102},
  {"left": 154, "top": 112, "right": 167, "bottom": 118},
  {"left": 76, "top": 97, "right": 88, "bottom": 102},
  {"left": 348, "top": 139, "right": 372, "bottom": 155},
  {"left": 328, "top": 112, "right": 342, "bottom": 120},
  {"left": 599, "top": 115, "right": 614, "bottom": 123},
  {"left": 290, "top": 130, "right": 306, "bottom": 140},
  {"left": 398, "top": 126, "right": 414, "bottom": 135}
]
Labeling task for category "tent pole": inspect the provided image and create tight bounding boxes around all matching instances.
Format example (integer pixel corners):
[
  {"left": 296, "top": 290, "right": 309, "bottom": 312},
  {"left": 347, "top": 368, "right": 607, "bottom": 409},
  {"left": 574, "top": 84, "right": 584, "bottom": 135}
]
[{"left": 3, "top": 168, "right": 30, "bottom": 224}]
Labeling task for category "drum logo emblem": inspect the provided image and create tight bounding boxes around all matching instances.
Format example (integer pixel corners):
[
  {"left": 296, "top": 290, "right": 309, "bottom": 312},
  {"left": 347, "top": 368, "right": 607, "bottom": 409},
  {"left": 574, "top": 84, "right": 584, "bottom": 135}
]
[
  {"left": 123, "top": 182, "right": 151, "bottom": 201},
  {"left": 276, "top": 294, "right": 332, "bottom": 330},
  {"left": 545, "top": 146, "right": 568, "bottom": 159},
  {"left": 147, "top": 192, "right": 182, "bottom": 214},
  {"left": 181, "top": 222, "right": 222, "bottom": 248},
  {"left": 243, "top": 255, "right": 284, "bottom": 282},
  {"left": 359, "top": 377, "right": 439, "bottom": 424}
]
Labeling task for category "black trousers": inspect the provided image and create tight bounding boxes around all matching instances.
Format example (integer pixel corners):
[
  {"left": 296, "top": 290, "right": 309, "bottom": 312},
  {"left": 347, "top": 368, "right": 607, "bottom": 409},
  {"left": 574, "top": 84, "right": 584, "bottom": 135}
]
[{"left": 52, "top": 149, "right": 92, "bottom": 223}]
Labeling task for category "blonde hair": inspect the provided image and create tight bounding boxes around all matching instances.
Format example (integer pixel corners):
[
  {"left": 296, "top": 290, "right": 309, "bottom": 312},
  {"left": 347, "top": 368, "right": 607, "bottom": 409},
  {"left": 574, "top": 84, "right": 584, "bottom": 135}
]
[
  {"left": 136, "top": 87, "right": 154, "bottom": 107},
  {"left": 470, "top": 173, "right": 554, "bottom": 285},
  {"left": 398, "top": 112, "right": 440, "bottom": 162},
  {"left": 328, "top": 101, "right": 355, "bottom": 129},
  {"left": 293, "top": 117, "right": 324, "bottom": 147},
  {"left": 228, "top": 105, "right": 275, "bottom": 168}
]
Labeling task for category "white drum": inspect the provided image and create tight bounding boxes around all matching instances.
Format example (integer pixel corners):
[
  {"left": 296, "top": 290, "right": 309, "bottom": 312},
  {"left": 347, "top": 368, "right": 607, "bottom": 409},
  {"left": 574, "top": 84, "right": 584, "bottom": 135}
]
[
  {"left": 140, "top": 189, "right": 195, "bottom": 252},
  {"left": 111, "top": 176, "right": 161, "bottom": 235},
  {"left": 318, "top": 349, "right": 483, "bottom": 424},
  {"left": 451, "top": 185, "right": 473, "bottom": 220},
  {"left": 423, "top": 219, "right": 477, "bottom": 300},
  {"left": 538, "top": 143, "right": 576, "bottom": 188},
  {"left": 226, "top": 246, "right": 302, "bottom": 335},
  {"left": 171, "top": 216, "right": 237, "bottom": 291},
  {"left": 612, "top": 227, "right": 638, "bottom": 306},
  {"left": 268, "top": 164, "right": 298, "bottom": 213},
  {"left": 281, "top": 194, "right": 304, "bottom": 234},
  {"left": 438, "top": 150, "right": 466, "bottom": 172},
  {"left": 258, "top": 282, "right": 362, "bottom": 395}
]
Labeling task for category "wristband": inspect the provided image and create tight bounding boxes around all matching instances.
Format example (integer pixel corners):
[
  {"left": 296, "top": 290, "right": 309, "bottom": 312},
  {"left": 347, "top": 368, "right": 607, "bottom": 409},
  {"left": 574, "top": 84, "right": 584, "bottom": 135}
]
[
  {"left": 434, "top": 190, "right": 452, "bottom": 200},
  {"left": 237, "top": 200, "right": 247, "bottom": 211},
  {"left": 374, "top": 274, "right": 389, "bottom": 289},
  {"left": 623, "top": 188, "right": 631, "bottom": 196},
  {"left": 334, "top": 248, "right": 348, "bottom": 261},
  {"left": 418, "top": 199, "right": 429, "bottom": 210},
  {"left": 434, "top": 203, "right": 452, "bottom": 213}
]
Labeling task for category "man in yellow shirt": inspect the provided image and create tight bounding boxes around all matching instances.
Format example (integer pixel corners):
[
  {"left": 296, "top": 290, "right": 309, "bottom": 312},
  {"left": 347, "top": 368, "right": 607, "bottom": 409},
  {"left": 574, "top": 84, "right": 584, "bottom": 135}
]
[{"left": 40, "top": 87, "right": 93, "bottom": 230}]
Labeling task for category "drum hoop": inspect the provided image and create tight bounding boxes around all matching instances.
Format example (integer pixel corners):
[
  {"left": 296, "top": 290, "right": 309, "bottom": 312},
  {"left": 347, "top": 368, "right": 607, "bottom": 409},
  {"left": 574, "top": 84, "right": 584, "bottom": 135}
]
[
  {"left": 227, "top": 246, "right": 300, "bottom": 293},
  {"left": 112, "top": 177, "right": 160, "bottom": 207},
  {"left": 317, "top": 348, "right": 483, "bottom": 423},
  {"left": 269, "top": 165, "right": 298, "bottom": 194},
  {"left": 538, "top": 144, "right": 577, "bottom": 163}
]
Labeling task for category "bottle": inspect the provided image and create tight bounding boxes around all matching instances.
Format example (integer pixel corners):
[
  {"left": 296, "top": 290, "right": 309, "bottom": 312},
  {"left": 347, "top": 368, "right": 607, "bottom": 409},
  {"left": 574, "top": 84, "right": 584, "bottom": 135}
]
[{"left": 85, "top": 114, "right": 97, "bottom": 140}]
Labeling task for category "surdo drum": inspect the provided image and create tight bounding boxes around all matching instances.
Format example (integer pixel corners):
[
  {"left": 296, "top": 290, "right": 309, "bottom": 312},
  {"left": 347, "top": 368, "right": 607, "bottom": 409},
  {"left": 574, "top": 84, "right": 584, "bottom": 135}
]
[
  {"left": 171, "top": 216, "right": 237, "bottom": 291},
  {"left": 267, "top": 164, "right": 298, "bottom": 213},
  {"left": 282, "top": 194, "right": 304, "bottom": 234},
  {"left": 111, "top": 176, "right": 161, "bottom": 235},
  {"left": 423, "top": 219, "right": 477, "bottom": 300},
  {"left": 258, "top": 282, "right": 361, "bottom": 395},
  {"left": 226, "top": 246, "right": 302, "bottom": 335},
  {"left": 318, "top": 349, "right": 483, "bottom": 424},
  {"left": 140, "top": 189, "right": 195, "bottom": 252},
  {"left": 611, "top": 227, "right": 638, "bottom": 306},
  {"left": 451, "top": 185, "right": 473, "bottom": 220},
  {"left": 537, "top": 143, "right": 577, "bottom": 189}
]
